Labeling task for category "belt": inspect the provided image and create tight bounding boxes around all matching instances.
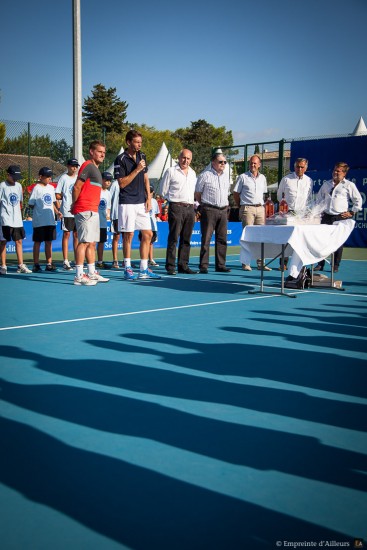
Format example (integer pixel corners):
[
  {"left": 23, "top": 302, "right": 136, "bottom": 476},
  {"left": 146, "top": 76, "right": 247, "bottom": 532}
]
[
  {"left": 202, "top": 203, "right": 227, "bottom": 210},
  {"left": 170, "top": 202, "right": 193, "bottom": 207},
  {"left": 242, "top": 203, "right": 263, "bottom": 207},
  {"left": 323, "top": 212, "right": 343, "bottom": 220}
]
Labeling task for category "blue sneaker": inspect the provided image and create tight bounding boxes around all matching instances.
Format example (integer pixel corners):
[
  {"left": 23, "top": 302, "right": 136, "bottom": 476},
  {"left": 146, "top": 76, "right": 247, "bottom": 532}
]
[
  {"left": 124, "top": 267, "right": 138, "bottom": 280},
  {"left": 138, "top": 268, "right": 162, "bottom": 280}
]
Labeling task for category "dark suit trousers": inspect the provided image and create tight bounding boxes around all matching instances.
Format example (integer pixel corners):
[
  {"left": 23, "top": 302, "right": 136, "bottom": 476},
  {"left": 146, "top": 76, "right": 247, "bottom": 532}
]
[
  {"left": 199, "top": 205, "right": 228, "bottom": 269},
  {"left": 318, "top": 213, "right": 344, "bottom": 268},
  {"left": 165, "top": 203, "right": 196, "bottom": 271}
]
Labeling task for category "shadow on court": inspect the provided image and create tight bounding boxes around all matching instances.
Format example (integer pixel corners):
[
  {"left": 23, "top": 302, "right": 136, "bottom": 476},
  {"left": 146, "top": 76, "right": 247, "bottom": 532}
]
[
  {"left": 1, "top": 415, "right": 352, "bottom": 549},
  {"left": 0, "top": 270, "right": 366, "bottom": 547}
]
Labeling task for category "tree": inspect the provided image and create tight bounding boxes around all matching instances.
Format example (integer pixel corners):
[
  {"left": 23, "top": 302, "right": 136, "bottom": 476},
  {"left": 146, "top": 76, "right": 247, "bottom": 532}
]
[
  {"left": 0, "top": 122, "right": 5, "bottom": 150},
  {"left": 82, "top": 84, "right": 128, "bottom": 135},
  {"left": 1, "top": 131, "right": 72, "bottom": 164},
  {"left": 129, "top": 124, "right": 183, "bottom": 164},
  {"left": 173, "top": 119, "right": 233, "bottom": 173}
]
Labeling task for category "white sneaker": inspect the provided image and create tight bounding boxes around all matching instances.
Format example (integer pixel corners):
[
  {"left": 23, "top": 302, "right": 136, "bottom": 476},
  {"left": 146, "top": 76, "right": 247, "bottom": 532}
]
[
  {"left": 17, "top": 263, "right": 32, "bottom": 273},
  {"left": 74, "top": 274, "right": 98, "bottom": 286},
  {"left": 63, "top": 261, "right": 75, "bottom": 271},
  {"left": 88, "top": 270, "right": 110, "bottom": 283},
  {"left": 148, "top": 260, "right": 159, "bottom": 267},
  {"left": 138, "top": 268, "right": 162, "bottom": 280},
  {"left": 0, "top": 266, "right": 7, "bottom": 275}
]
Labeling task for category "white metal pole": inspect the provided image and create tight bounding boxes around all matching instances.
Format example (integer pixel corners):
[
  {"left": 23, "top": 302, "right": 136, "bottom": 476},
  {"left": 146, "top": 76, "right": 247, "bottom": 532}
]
[{"left": 73, "top": 0, "right": 83, "bottom": 161}]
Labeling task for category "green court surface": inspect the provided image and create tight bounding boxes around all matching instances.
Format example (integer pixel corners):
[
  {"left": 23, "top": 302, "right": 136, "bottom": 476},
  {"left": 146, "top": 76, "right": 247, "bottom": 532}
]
[{"left": 0, "top": 251, "right": 366, "bottom": 549}]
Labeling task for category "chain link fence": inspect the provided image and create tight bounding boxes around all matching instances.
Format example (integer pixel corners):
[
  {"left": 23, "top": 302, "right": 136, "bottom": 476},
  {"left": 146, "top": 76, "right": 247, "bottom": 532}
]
[{"left": 0, "top": 119, "right": 73, "bottom": 183}]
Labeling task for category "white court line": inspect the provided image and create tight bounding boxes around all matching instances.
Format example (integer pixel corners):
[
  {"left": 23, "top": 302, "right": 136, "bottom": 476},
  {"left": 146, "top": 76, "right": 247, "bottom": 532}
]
[
  {"left": 0, "top": 293, "right": 298, "bottom": 332},
  {"left": 0, "top": 286, "right": 365, "bottom": 332}
]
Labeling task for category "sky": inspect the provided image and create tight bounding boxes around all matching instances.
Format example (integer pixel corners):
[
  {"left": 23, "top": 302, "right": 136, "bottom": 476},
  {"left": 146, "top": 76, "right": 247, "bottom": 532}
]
[{"left": 2, "top": 0, "right": 366, "bottom": 145}]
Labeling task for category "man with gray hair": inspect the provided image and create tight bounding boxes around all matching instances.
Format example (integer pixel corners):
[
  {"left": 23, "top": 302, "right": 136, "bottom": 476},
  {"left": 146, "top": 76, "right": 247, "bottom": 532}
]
[
  {"left": 277, "top": 157, "right": 314, "bottom": 270},
  {"left": 277, "top": 158, "right": 313, "bottom": 212},
  {"left": 195, "top": 152, "right": 231, "bottom": 274}
]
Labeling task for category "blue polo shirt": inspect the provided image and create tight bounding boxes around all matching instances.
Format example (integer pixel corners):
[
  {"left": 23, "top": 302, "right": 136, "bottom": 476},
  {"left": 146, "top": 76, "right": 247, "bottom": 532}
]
[{"left": 114, "top": 150, "right": 147, "bottom": 205}]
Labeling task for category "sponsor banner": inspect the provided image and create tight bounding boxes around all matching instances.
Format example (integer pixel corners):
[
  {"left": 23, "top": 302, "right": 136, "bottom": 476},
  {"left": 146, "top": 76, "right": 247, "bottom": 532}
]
[
  {"left": 291, "top": 136, "right": 367, "bottom": 248},
  {"left": 7, "top": 222, "right": 244, "bottom": 254}
]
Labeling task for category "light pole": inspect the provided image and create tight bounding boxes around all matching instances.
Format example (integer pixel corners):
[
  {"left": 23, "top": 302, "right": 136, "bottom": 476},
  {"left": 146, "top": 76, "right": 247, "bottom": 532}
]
[{"left": 73, "top": 0, "right": 83, "bottom": 161}]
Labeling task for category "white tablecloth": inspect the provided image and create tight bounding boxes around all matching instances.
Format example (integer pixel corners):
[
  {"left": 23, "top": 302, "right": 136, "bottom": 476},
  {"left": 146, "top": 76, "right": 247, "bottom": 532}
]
[{"left": 240, "top": 220, "right": 355, "bottom": 267}]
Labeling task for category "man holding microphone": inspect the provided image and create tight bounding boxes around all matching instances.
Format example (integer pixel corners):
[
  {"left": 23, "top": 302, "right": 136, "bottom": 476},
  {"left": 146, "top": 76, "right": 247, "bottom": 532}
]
[{"left": 114, "top": 130, "right": 161, "bottom": 280}]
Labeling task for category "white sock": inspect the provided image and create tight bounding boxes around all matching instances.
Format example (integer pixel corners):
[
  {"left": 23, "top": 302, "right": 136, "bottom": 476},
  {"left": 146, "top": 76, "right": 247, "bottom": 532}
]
[
  {"left": 76, "top": 265, "right": 83, "bottom": 277},
  {"left": 125, "top": 258, "right": 131, "bottom": 268},
  {"left": 88, "top": 263, "right": 95, "bottom": 275},
  {"left": 140, "top": 259, "right": 148, "bottom": 270}
]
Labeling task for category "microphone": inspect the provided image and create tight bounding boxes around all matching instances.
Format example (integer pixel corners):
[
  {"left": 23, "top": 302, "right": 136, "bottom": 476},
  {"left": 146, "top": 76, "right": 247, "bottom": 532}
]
[{"left": 139, "top": 151, "right": 147, "bottom": 170}]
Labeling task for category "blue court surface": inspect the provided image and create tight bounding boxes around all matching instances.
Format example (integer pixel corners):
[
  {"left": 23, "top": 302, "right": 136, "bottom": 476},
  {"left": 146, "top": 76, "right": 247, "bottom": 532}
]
[{"left": 1, "top": 254, "right": 366, "bottom": 550}]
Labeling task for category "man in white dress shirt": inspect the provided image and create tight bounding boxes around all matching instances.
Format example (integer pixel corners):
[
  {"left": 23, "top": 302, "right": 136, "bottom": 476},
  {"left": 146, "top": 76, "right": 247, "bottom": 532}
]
[
  {"left": 314, "top": 162, "right": 362, "bottom": 273},
  {"left": 195, "top": 152, "right": 231, "bottom": 274},
  {"left": 233, "top": 155, "right": 270, "bottom": 271},
  {"left": 160, "top": 149, "right": 197, "bottom": 275},
  {"left": 277, "top": 157, "right": 313, "bottom": 270},
  {"left": 277, "top": 158, "right": 313, "bottom": 213}
]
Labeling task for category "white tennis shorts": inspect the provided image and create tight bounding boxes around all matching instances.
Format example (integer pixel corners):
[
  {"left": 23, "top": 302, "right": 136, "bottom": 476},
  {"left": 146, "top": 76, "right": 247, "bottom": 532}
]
[
  {"left": 118, "top": 203, "right": 151, "bottom": 232},
  {"left": 75, "top": 211, "right": 100, "bottom": 243}
]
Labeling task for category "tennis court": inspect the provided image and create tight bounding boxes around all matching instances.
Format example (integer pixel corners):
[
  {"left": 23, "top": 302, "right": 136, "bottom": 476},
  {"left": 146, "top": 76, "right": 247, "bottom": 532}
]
[{"left": 1, "top": 251, "right": 366, "bottom": 549}]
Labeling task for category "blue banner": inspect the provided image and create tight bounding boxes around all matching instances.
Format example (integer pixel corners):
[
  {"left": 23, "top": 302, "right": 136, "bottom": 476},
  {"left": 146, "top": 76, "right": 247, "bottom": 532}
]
[
  {"left": 290, "top": 136, "right": 367, "bottom": 248},
  {"left": 7, "top": 222, "right": 245, "bottom": 254}
]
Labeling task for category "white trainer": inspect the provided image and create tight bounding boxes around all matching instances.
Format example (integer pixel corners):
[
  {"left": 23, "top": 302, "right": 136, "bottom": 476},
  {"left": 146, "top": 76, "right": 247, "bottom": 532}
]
[
  {"left": 0, "top": 266, "right": 7, "bottom": 275},
  {"left": 74, "top": 274, "right": 98, "bottom": 286},
  {"left": 63, "top": 261, "right": 75, "bottom": 271},
  {"left": 88, "top": 271, "right": 110, "bottom": 283},
  {"left": 17, "top": 264, "right": 32, "bottom": 273}
]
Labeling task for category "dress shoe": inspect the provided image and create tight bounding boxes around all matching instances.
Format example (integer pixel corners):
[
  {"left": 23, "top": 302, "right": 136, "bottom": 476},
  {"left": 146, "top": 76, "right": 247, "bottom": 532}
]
[
  {"left": 314, "top": 265, "right": 323, "bottom": 271},
  {"left": 199, "top": 268, "right": 208, "bottom": 274},
  {"left": 178, "top": 267, "right": 198, "bottom": 274},
  {"left": 333, "top": 267, "right": 339, "bottom": 273},
  {"left": 242, "top": 264, "right": 252, "bottom": 271},
  {"left": 166, "top": 269, "right": 177, "bottom": 275},
  {"left": 215, "top": 267, "right": 231, "bottom": 272}
]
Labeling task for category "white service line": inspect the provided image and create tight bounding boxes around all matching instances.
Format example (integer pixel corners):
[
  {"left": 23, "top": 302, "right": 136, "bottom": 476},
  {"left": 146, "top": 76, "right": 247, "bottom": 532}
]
[
  {"left": 0, "top": 292, "right": 293, "bottom": 332},
  {"left": 0, "top": 285, "right": 364, "bottom": 332}
]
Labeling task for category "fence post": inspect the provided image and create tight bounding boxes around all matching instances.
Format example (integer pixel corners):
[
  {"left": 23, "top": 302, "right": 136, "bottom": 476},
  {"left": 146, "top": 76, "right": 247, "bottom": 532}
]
[
  {"left": 277, "top": 139, "right": 285, "bottom": 183},
  {"left": 27, "top": 122, "right": 31, "bottom": 184}
]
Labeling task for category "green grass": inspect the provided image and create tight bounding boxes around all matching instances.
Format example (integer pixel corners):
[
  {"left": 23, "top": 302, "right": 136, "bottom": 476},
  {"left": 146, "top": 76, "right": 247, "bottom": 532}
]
[{"left": 4, "top": 245, "right": 366, "bottom": 266}]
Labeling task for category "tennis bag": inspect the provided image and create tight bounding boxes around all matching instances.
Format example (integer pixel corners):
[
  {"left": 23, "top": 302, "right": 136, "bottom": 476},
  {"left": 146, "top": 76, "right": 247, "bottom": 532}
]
[{"left": 284, "top": 267, "right": 311, "bottom": 289}]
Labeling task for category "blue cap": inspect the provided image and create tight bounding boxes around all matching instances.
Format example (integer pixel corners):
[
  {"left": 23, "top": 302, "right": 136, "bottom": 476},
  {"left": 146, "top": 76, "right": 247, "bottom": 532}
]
[
  {"left": 67, "top": 158, "right": 80, "bottom": 166},
  {"left": 39, "top": 167, "right": 53, "bottom": 177},
  {"left": 102, "top": 171, "right": 113, "bottom": 181},
  {"left": 7, "top": 165, "right": 21, "bottom": 181}
]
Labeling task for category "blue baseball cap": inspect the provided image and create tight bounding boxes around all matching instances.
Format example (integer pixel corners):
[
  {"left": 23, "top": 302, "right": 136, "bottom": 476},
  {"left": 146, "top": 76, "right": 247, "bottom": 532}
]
[
  {"left": 7, "top": 165, "right": 22, "bottom": 181},
  {"left": 39, "top": 167, "right": 53, "bottom": 177},
  {"left": 67, "top": 158, "right": 80, "bottom": 166},
  {"left": 102, "top": 171, "right": 113, "bottom": 181}
]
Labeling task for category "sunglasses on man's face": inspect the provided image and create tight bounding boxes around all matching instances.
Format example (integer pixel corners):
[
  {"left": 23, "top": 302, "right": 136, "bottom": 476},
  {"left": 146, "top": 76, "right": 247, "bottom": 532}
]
[{"left": 217, "top": 160, "right": 227, "bottom": 165}]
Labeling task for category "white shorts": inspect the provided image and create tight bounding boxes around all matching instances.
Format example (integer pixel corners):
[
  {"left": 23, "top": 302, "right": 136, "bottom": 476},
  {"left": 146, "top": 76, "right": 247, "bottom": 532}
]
[
  {"left": 75, "top": 211, "right": 100, "bottom": 243},
  {"left": 118, "top": 203, "right": 151, "bottom": 233}
]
